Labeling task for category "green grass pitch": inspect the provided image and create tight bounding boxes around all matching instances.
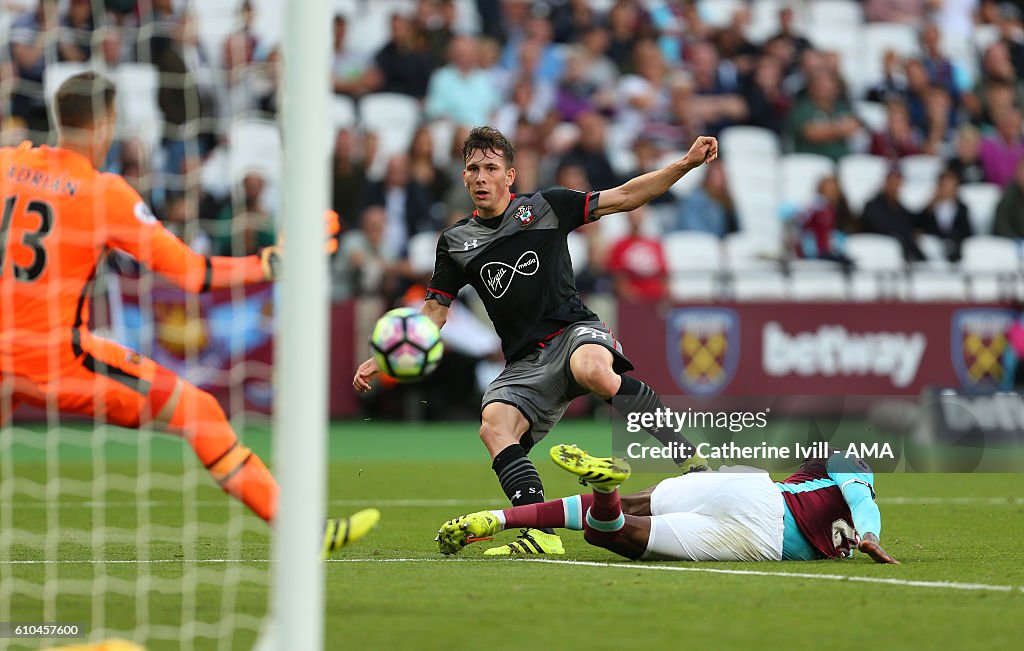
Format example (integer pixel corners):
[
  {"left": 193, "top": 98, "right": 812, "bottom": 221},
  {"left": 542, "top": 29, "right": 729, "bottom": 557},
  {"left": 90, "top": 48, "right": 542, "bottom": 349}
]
[{"left": 2, "top": 419, "right": 1023, "bottom": 650}]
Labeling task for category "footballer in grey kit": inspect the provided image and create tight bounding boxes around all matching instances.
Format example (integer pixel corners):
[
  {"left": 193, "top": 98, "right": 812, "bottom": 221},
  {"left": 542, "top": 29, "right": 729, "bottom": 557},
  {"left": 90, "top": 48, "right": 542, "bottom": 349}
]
[{"left": 355, "top": 126, "right": 718, "bottom": 555}]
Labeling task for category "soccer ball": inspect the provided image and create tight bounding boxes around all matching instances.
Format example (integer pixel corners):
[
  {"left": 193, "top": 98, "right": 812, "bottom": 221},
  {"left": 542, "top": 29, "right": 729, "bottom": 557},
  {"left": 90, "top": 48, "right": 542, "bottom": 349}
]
[{"left": 370, "top": 308, "right": 444, "bottom": 382}]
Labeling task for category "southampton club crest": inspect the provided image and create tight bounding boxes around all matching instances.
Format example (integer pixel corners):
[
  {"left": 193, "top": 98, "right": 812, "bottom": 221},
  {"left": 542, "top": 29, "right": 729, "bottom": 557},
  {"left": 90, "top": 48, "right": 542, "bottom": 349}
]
[
  {"left": 666, "top": 307, "right": 740, "bottom": 397},
  {"left": 514, "top": 204, "right": 537, "bottom": 228},
  {"left": 951, "top": 308, "right": 1017, "bottom": 391}
]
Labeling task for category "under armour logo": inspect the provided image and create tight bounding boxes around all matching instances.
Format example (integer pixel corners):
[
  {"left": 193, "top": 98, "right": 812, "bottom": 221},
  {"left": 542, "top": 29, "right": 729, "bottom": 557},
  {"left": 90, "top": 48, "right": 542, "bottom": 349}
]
[
  {"left": 464, "top": 239, "right": 479, "bottom": 250},
  {"left": 480, "top": 250, "right": 539, "bottom": 299},
  {"left": 575, "top": 326, "right": 609, "bottom": 341}
]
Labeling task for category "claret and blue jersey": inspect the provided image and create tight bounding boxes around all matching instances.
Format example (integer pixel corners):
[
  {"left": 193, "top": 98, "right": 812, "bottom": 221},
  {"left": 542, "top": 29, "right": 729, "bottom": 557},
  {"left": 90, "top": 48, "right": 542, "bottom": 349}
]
[{"left": 776, "top": 453, "right": 882, "bottom": 560}]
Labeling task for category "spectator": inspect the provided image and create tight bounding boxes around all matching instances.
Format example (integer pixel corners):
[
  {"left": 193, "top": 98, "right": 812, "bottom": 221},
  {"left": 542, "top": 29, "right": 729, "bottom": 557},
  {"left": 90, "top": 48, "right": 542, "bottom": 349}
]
[
  {"left": 213, "top": 172, "right": 276, "bottom": 256},
  {"left": 616, "top": 39, "right": 671, "bottom": 140},
  {"left": 919, "top": 23, "right": 960, "bottom": 99},
  {"left": 688, "top": 41, "right": 748, "bottom": 135},
  {"left": 628, "top": 136, "right": 674, "bottom": 206},
  {"left": 332, "top": 205, "right": 404, "bottom": 300},
  {"left": 742, "top": 55, "right": 792, "bottom": 135},
  {"left": 714, "top": 9, "right": 758, "bottom": 77},
  {"left": 676, "top": 162, "right": 738, "bottom": 237},
  {"left": 501, "top": 14, "right": 563, "bottom": 86},
  {"left": 903, "top": 59, "right": 933, "bottom": 136},
  {"left": 331, "top": 129, "right": 370, "bottom": 231},
  {"left": 980, "top": 106, "right": 1024, "bottom": 187},
  {"left": 222, "top": 0, "right": 260, "bottom": 82},
  {"left": 641, "top": 76, "right": 706, "bottom": 154},
  {"left": 554, "top": 46, "right": 611, "bottom": 123},
  {"left": 788, "top": 71, "right": 859, "bottom": 161},
  {"left": 362, "top": 153, "right": 436, "bottom": 258},
  {"left": 492, "top": 76, "right": 549, "bottom": 141},
  {"left": 870, "top": 101, "right": 923, "bottom": 160},
  {"left": 417, "top": 0, "right": 457, "bottom": 68},
  {"left": 62, "top": 0, "right": 95, "bottom": 62},
  {"left": 425, "top": 35, "right": 499, "bottom": 127},
  {"left": 918, "top": 170, "right": 973, "bottom": 261},
  {"left": 559, "top": 111, "right": 619, "bottom": 191},
  {"left": 332, "top": 15, "right": 375, "bottom": 97},
  {"left": 867, "top": 50, "right": 908, "bottom": 104},
  {"left": 796, "top": 176, "right": 856, "bottom": 264},
  {"left": 946, "top": 124, "right": 987, "bottom": 184},
  {"left": 577, "top": 26, "right": 620, "bottom": 90},
  {"left": 9, "top": 0, "right": 68, "bottom": 136},
  {"left": 162, "top": 192, "right": 212, "bottom": 255},
  {"left": 95, "top": 23, "right": 127, "bottom": 72},
  {"left": 371, "top": 13, "right": 434, "bottom": 98},
  {"left": 866, "top": 0, "right": 928, "bottom": 24},
  {"left": 606, "top": 0, "right": 652, "bottom": 71},
  {"left": 993, "top": 158, "right": 1024, "bottom": 238},
  {"left": 861, "top": 169, "right": 926, "bottom": 262},
  {"left": 605, "top": 207, "right": 668, "bottom": 301},
  {"left": 550, "top": 0, "right": 600, "bottom": 45},
  {"left": 408, "top": 125, "right": 452, "bottom": 207},
  {"left": 134, "top": 0, "right": 179, "bottom": 66},
  {"left": 765, "top": 6, "right": 811, "bottom": 59},
  {"left": 966, "top": 42, "right": 1024, "bottom": 125}
]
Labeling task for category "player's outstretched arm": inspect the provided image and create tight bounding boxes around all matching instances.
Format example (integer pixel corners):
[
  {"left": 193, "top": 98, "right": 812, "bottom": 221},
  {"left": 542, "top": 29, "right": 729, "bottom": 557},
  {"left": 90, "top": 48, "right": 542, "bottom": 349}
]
[
  {"left": 353, "top": 299, "right": 449, "bottom": 392},
  {"left": 857, "top": 532, "right": 900, "bottom": 564},
  {"left": 593, "top": 135, "right": 718, "bottom": 218}
]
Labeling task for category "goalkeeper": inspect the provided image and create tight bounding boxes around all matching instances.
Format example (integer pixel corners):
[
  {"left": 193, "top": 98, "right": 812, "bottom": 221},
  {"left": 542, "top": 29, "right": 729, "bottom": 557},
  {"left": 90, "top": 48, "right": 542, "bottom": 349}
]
[{"left": 0, "top": 72, "right": 376, "bottom": 555}]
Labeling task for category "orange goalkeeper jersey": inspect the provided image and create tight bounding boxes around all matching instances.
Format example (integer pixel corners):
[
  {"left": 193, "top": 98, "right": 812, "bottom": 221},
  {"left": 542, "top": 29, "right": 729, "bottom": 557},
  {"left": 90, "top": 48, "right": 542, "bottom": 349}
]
[{"left": 0, "top": 142, "right": 264, "bottom": 369}]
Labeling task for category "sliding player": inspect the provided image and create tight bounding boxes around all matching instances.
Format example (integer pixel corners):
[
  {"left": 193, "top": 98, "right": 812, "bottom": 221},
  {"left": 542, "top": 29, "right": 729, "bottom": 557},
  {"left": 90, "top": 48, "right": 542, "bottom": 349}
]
[
  {"left": 437, "top": 444, "right": 899, "bottom": 564},
  {"left": 0, "top": 72, "right": 377, "bottom": 555},
  {"left": 354, "top": 126, "right": 715, "bottom": 556}
]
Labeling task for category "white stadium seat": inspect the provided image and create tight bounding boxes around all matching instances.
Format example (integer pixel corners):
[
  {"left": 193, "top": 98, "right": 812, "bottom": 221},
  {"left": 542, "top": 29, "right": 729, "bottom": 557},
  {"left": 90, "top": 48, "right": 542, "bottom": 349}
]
[
  {"left": 808, "top": 0, "right": 864, "bottom": 27},
  {"left": 959, "top": 183, "right": 1002, "bottom": 236},
  {"left": 899, "top": 179, "right": 936, "bottom": 212},
  {"left": 789, "top": 270, "right": 849, "bottom": 301},
  {"left": 359, "top": 92, "right": 422, "bottom": 173},
  {"left": 838, "top": 154, "right": 888, "bottom": 214},
  {"left": 663, "top": 232, "right": 723, "bottom": 272},
  {"left": 228, "top": 119, "right": 282, "bottom": 184},
  {"left": 698, "top": 0, "right": 746, "bottom": 28},
  {"left": 779, "top": 153, "right": 835, "bottom": 209},
  {"left": 407, "top": 231, "right": 439, "bottom": 276},
  {"left": 731, "top": 270, "right": 788, "bottom": 301},
  {"left": 960, "top": 236, "right": 1020, "bottom": 273},
  {"left": 723, "top": 232, "right": 783, "bottom": 272},
  {"left": 115, "top": 63, "right": 164, "bottom": 151},
  {"left": 900, "top": 154, "right": 944, "bottom": 185},
  {"left": 332, "top": 95, "right": 358, "bottom": 130},
  {"left": 915, "top": 234, "right": 953, "bottom": 271},
  {"left": 566, "top": 232, "right": 589, "bottom": 276},
  {"left": 669, "top": 273, "right": 718, "bottom": 301},
  {"left": 844, "top": 234, "right": 905, "bottom": 272},
  {"left": 44, "top": 62, "right": 91, "bottom": 107},
  {"left": 719, "top": 125, "right": 780, "bottom": 159},
  {"left": 806, "top": 24, "right": 864, "bottom": 94},
  {"left": 907, "top": 270, "right": 967, "bottom": 301},
  {"left": 863, "top": 23, "right": 920, "bottom": 90},
  {"left": 853, "top": 101, "right": 888, "bottom": 134}
]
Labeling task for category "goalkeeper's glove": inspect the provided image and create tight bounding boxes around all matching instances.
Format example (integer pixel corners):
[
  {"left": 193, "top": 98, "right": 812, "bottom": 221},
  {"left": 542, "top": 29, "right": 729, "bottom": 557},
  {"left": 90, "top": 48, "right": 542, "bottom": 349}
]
[{"left": 260, "top": 210, "right": 341, "bottom": 281}]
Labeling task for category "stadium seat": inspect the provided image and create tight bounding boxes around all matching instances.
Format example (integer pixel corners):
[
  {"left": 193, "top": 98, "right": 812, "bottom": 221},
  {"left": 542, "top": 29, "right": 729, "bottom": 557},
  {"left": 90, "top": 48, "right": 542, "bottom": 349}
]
[
  {"left": 669, "top": 273, "right": 718, "bottom": 301},
  {"left": 698, "top": 0, "right": 746, "bottom": 27},
  {"left": 899, "top": 179, "right": 936, "bottom": 212},
  {"left": 251, "top": 0, "right": 285, "bottom": 48},
  {"left": 731, "top": 270, "right": 788, "bottom": 301},
  {"left": 349, "top": 0, "right": 415, "bottom": 57},
  {"left": 427, "top": 119, "right": 455, "bottom": 167},
  {"left": 192, "top": 0, "right": 241, "bottom": 71},
  {"left": 745, "top": 0, "right": 784, "bottom": 43},
  {"left": 407, "top": 231, "right": 439, "bottom": 276},
  {"left": 960, "top": 236, "right": 1020, "bottom": 272},
  {"left": 844, "top": 233, "right": 905, "bottom": 271},
  {"left": 915, "top": 233, "right": 953, "bottom": 271},
  {"left": 806, "top": 24, "right": 863, "bottom": 94},
  {"left": 115, "top": 63, "right": 164, "bottom": 151},
  {"left": 863, "top": 23, "right": 920, "bottom": 90},
  {"left": 663, "top": 231, "right": 722, "bottom": 271},
  {"left": 43, "top": 62, "right": 92, "bottom": 106},
  {"left": 598, "top": 213, "right": 630, "bottom": 244},
  {"left": 228, "top": 119, "right": 282, "bottom": 184},
  {"left": 332, "top": 95, "right": 358, "bottom": 130},
  {"left": 359, "top": 92, "right": 422, "bottom": 172},
  {"left": 723, "top": 232, "right": 783, "bottom": 272},
  {"left": 663, "top": 152, "right": 704, "bottom": 197},
  {"left": 838, "top": 154, "right": 888, "bottom": 214},
  {"left": 906, "top": 270, "right": 968, "bottom": 301},
  {"left": 900, "top": 154, "right": 944, "bottom": 184},
  {"left": 789, "top": 270, "right": 850, "bottom": 301},
  {"left": 452, "top": 0, "right": 483, "bottom": 34},
  {"left": 849, "top": 271, "right": 887, "bottom": 301},
  {"left": 808, "top": 0, "right": 864, "bottom": 27},
  {"left": 718, "top": 125, "right": 780, "bottom": 159},
  {"left": 853, "top": 100, "right": 888, "bottom": 134},
  {"left": 959, "top": 183, "right": 1001, "bottom": 235},
  {"left": 566, "top": 232, "right": 589, "bottom": 276},
  {"left": 973, "top": 24, "right": 1001, "bottom": 55},
  {"left": 779, "top": 153, "right": 835, "bottom": 210}
]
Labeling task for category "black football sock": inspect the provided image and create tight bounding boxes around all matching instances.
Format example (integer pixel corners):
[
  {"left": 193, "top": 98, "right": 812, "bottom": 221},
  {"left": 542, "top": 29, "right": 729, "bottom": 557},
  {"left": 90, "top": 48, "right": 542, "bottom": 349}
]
[
  {"left": 608, "top": 375, "right": 698, "bottom": 466},
  {"left": 492, "top": 443, "right": 554, "bottom": 535}
]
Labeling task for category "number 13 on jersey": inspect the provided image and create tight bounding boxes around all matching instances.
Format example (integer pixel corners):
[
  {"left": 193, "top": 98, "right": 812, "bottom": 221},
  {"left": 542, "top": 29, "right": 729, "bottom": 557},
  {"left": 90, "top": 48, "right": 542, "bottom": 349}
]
[{"left": 0, "top": 194, "right": 55, "bottom": 281}]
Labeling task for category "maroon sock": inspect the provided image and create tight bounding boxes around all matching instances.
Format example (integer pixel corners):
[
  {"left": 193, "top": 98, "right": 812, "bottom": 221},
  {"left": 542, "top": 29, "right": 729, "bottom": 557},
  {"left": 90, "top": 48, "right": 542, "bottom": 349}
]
[
  {"left": 588, "top": 489, "right": 622, "bottom": 523},
  {"left": 501, "top": 494, "right": 595, "bottom": 530}
]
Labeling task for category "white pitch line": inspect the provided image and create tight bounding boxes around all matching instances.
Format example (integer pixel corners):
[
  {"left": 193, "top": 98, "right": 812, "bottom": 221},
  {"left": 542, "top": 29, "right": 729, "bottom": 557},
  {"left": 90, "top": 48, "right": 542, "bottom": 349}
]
[
  {"left": 2, "top": 557, "right": 1022, "bottom": 595},
  {"left": 8, "top": 496, "right": 1024, "bottom": 509}
]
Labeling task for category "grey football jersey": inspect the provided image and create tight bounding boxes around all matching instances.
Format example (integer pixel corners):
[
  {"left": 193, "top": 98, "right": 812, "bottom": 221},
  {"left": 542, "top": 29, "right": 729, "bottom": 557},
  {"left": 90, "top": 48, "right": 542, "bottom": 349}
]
[{"left": 427, "top": 189, "right": 602, "bottom": 362}]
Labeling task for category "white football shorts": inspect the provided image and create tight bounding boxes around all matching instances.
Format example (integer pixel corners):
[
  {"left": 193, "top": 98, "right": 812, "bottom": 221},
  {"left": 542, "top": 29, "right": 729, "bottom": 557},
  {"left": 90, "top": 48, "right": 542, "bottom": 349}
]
[{"left": 643, "top": 466, "right": 785, "bottom": 562}]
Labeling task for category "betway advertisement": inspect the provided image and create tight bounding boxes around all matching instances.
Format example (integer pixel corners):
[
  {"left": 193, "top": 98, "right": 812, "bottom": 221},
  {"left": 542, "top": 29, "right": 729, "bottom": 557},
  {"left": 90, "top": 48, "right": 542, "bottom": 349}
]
[{"left": 616, "top": 301, "right": 1019, "bottom": 396}]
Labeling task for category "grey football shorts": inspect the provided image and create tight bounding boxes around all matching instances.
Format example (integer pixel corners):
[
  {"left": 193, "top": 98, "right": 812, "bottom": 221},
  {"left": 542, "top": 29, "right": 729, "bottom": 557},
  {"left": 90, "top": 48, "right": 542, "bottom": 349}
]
[{"left": 482, "top": 320, "right": 634, "bottom": 446}]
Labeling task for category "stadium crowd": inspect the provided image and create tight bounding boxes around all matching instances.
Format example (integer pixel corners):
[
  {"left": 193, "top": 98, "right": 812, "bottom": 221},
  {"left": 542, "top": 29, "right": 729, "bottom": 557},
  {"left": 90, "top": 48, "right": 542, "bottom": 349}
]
[{"left": 2, "top": 0, "right": 1024, "bottom": 306}]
